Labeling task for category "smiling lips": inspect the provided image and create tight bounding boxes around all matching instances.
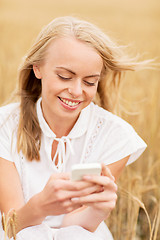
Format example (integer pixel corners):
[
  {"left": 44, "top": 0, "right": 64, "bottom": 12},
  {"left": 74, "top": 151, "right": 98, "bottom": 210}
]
[{"left": 58, "top": 96, "right": 82, "bottom": 109}]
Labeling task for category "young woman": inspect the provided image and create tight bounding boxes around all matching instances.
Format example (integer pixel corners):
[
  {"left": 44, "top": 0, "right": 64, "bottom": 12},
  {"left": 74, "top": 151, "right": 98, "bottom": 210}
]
[{"left": 0, "top": 16, "right": 147, "bottom": 240}]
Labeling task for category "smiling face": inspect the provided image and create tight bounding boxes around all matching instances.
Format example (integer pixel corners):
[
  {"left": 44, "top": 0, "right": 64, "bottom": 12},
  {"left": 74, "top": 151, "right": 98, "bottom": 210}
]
[{"left": 33, "top": 37, "right": 103, "bottom": 130}]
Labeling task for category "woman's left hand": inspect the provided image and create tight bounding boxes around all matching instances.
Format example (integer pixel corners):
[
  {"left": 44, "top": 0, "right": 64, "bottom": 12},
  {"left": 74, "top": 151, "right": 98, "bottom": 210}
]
[{"left": 71, "top": 164, "right": 118, "bottom": 219}]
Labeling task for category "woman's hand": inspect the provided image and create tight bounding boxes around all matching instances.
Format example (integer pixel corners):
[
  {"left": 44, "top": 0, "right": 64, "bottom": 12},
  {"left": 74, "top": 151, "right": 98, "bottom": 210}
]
[
  {"left": 33, "top": 172, "right": 103, "bottom": 221},
  {"left": 71, "top": 164, "right": 118, "bottom": 219}
]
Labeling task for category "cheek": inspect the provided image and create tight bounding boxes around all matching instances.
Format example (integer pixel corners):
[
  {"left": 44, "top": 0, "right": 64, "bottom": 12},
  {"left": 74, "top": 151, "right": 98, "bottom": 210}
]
[
  {"left": 41, "top": 79, "right": 49, "bottom": 93},
  {"left": 41, "top": 77, "right": 67, "bottom": 97},
  {"left": 88, "top": 86, "right": 98, "bottom": 99},
  {"left": 41, "top": 79, "right": 54, "bottom": 99}
]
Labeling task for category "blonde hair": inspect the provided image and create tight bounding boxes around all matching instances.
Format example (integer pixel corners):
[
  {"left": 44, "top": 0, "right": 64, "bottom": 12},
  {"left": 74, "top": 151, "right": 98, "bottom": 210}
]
[{"left": 17, "top": 16, "right": 148, "bottom": 161}]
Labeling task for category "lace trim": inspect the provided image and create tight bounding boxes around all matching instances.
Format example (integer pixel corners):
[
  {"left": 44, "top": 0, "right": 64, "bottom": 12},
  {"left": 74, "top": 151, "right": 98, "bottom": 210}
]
[
  {"left": 20, "top": 154, "right": 29, "bottom": 203},
  {"left": 84, "top": 118, "right": 105, "bottom": 161}
]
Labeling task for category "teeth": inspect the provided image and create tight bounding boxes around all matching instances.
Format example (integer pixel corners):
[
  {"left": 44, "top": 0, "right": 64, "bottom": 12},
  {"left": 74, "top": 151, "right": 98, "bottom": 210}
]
[{"left": 60, "top": 97, "right": 79, "bottom": 107}]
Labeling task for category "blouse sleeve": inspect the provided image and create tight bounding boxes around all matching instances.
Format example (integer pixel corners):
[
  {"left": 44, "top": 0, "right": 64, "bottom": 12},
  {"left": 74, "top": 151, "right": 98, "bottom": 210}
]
[
  {"left": 0, "top": 220, "right": 54, "bottom": 240},
  {"left": 0, "top": 115, "right": 14, "bottom": 162},
  {"left": 98, "top": 119, "right": 147, "bottom": 166}
]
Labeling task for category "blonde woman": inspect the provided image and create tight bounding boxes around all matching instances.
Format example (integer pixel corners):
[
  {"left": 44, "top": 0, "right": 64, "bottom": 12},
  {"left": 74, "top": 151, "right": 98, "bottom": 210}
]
[{"left": 0, "top": 16, "right": 147, "bottom": 240}]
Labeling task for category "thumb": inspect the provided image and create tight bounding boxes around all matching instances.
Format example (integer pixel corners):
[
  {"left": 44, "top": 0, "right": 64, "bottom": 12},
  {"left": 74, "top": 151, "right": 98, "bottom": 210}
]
[{"left": 101, "top": 163, "right": 115, "bottom": 181}]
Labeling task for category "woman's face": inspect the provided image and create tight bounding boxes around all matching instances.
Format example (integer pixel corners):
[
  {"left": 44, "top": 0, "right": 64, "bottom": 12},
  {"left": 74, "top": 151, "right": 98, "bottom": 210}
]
[{"left": 33, "top": 37, "right": 103, "bottom": 124}]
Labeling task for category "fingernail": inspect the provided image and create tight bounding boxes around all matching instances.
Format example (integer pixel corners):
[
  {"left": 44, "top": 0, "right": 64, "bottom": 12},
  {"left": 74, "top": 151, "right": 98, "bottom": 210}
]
[{"left": 71, "top": 197, "right": 79, "bottom": 202}]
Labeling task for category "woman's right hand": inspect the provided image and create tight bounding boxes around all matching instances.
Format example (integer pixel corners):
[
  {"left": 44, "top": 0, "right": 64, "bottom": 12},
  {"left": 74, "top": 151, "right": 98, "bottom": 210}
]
[{"left": 32, "top": 172, "right": 102, "bottom": 221}]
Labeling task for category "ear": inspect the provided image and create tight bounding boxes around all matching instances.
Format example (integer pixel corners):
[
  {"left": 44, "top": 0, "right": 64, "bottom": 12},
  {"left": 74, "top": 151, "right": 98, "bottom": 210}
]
[{"left": 33, "top": 65, "right": 42, "bottom": 79}]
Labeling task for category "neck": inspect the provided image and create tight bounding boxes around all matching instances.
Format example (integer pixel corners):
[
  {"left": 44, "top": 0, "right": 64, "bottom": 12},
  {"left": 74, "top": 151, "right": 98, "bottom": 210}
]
[
  {"left": 50, "top": 116, "right": 78, "bottom": 138},
  {"left": 41, "top": 106, "right": 79, "bottom": 138}
]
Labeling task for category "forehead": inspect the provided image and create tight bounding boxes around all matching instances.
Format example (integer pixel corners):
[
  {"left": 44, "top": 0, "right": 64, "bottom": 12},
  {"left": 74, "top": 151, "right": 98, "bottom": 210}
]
[{"left": 44, "top": 37, "right": 103, "bottom": 72}]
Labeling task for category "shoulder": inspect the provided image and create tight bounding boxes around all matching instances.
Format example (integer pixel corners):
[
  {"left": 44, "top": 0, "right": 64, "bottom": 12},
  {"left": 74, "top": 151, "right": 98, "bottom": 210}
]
[
  {"left": 90, "top": 102, "right": 135, "bottom": 135},
  {"left": 0, "top": 102, "right": 20, "bottom": 115},
  {"left": 87, "top": 103, "right": 147, "bottom": 166},
  {"left": 0, "top": 103, "right": 20, "bottom": 162},
  {"left": 0, "top": 102, "right": 20, "bottom": 127}
]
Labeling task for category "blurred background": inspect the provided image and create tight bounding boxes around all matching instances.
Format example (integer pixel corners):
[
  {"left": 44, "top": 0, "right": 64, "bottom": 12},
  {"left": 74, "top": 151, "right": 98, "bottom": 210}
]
[{"left": 0, "top": 0, "right": 160, "bottom": 239}]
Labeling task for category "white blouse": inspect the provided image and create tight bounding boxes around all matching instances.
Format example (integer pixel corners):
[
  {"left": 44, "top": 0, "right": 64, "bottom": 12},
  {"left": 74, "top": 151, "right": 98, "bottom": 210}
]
[{"left": 0, "top": 98, "right": 147, "bottom": 233}]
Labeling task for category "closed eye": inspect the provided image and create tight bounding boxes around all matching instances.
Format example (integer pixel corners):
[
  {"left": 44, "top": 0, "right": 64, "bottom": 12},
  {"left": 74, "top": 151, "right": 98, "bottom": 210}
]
[
  {"left": 57, "top": 74, "right": 72, "bottom": 80},
  {"left": 83, "top": 80, "right": 96, "bottom": 86}
]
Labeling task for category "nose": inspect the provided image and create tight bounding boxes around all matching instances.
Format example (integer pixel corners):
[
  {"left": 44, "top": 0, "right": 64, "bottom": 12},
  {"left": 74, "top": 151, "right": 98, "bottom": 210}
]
[{"left": 69, "top": 79, "right": 83, "bottom": 98}]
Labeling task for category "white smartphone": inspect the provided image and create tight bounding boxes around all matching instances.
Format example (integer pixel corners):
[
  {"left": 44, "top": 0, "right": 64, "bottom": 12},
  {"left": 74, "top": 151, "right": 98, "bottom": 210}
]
[{"left": 71, "top": 163, "right": 102, "bottom": 181}]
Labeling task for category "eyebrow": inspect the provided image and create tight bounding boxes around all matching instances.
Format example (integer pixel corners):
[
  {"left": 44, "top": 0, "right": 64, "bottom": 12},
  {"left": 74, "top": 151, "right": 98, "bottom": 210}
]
[{"left": 56, "top": 67, "right": 100, "bottom": 78}]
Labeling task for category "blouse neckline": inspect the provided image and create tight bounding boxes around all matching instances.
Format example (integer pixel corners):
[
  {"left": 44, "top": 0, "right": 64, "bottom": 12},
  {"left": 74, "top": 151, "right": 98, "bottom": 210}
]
[{"left": 36, "top": 97, "right": 91, "bottom": 140}]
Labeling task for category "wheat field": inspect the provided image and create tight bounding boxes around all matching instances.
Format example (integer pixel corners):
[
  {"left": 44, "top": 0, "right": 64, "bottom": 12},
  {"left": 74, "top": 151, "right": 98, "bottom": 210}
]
[{"left": 0, "top": 0, "right": 160, "bottom": 239}]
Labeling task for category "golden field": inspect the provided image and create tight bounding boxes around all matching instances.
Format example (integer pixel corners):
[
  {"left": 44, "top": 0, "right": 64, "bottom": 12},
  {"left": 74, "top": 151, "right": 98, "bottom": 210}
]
[{"left": 0, "top": 0, "right": 160, "bottom": 239}]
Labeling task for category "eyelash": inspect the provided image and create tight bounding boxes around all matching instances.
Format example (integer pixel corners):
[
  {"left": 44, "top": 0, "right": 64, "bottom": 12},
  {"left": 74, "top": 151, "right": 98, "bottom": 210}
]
[
  {"left": 57, "top": 74, "right": 71, "bottom": 80},
  {"left": 57, "top": 74, "right": 96, "bottom": 86},
  {"left": 84, "top": 81, "right": 95, "bottom": 86}
]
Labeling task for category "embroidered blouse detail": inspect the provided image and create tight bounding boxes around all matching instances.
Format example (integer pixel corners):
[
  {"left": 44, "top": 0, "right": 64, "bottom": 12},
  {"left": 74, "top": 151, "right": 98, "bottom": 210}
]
[
  {"left": 20, "top": 154, "right": 29, "bottom": 202},
  {"left": 84, "top": 118, "right": 105, "bottom": 161}
]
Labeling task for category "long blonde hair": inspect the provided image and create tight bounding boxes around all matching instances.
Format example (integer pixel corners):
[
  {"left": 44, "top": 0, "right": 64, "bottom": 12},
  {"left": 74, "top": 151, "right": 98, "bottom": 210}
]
[{"left": 17, "top": 16, "right": 147, "bottom": 161}]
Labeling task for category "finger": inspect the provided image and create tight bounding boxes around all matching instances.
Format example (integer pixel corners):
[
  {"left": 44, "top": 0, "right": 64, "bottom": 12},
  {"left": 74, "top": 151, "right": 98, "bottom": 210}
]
[
  {"left": 50, "top": 172, "right": 70, "bottom": 180},
  {"left": 58, "top": 200, "right": 84, "bottom": 214},
  {"left": 61, "top": 199, "right": 83, "bottom": 210},
  {"left": 71, "top": 190, "right": 117, "bottom": 204},
  {"left": 59, "top": 184, "right": 103, "bottom": 201},
  {"left": 54, "top": 179, "right": 96, "bottom": 192},
  {"left": 82, "top": 175, "right": 117, "bottom": 190},
  {"left": 83, "top": 201, "right": 116, "bottom": 212},
  {"left": 101, "top": 164, "right": 115, "bottom": 181}
]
